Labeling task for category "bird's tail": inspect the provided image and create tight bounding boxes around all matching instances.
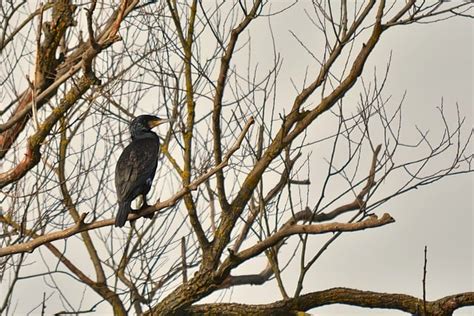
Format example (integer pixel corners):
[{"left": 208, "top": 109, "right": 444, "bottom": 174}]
[{"left": 115, "top": 202, "right": 131, "bottom": 228}]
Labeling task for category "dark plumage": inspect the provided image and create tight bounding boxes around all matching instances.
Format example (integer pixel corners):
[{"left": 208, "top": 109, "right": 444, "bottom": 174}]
[{"left": 114, "top": 115, "right": 169, "bottom": 227}]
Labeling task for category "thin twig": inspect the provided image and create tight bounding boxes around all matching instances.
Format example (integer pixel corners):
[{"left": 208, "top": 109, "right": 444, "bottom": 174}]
[
  {"left": 181, "top": 237, "right": 188, "bottom": 283},
  {"left": 423, "top": 245, "right": 428, "bottom": 315}
]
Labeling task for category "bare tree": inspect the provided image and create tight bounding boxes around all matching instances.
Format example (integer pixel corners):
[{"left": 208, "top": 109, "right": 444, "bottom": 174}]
[{"left": 1, "top": 1, "right": 473, "bottom": 315}]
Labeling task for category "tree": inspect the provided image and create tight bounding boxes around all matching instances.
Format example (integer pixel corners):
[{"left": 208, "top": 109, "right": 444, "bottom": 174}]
[{"left": 0, "top": 1, "right": 472, "bottom": 315}]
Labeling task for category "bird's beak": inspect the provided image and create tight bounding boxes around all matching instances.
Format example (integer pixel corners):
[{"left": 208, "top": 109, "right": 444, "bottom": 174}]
[{"left": 149, "top": 118, "right": 170, "bottom": 128}]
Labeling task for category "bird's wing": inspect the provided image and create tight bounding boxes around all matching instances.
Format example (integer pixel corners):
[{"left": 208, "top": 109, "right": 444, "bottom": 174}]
[{"left": 115, "top": 138, "right": 159, "bottom": 202}]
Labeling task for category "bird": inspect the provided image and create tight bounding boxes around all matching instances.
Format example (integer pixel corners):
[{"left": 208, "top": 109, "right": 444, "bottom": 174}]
[{"left": 114, "top": 115, "right": 169, "bottom": 227}]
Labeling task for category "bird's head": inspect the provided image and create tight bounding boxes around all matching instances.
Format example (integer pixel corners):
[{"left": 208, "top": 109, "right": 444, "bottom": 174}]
[{"left": 129, "top": 115, "right": 170, "bottom": 139}]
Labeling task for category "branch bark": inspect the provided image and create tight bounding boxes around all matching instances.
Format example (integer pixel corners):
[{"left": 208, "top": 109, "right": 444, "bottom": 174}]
[
  {"left": 186, "top": 288, "right": 474, "bottom": 316},
  {"left": 218, "top": 213, "right": 395, "bottom": 276}
]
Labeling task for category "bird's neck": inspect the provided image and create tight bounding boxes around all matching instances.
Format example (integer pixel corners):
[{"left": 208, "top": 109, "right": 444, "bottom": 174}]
[{"left": 131, "top": 130, "right": 159, "bottom": 141}]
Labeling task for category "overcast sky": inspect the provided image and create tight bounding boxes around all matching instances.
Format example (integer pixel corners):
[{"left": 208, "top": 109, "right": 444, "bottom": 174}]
[{"left": 3, "top": 2, "right": 472, "bottom": 315}]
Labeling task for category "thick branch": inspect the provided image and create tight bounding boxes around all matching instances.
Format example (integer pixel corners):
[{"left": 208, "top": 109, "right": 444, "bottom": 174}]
[
  {"left": 218, "top": 213, "right": 395, "bottom": 276},
  {"left": 186, "top": 288, "right": 474, "bottom": 315}
]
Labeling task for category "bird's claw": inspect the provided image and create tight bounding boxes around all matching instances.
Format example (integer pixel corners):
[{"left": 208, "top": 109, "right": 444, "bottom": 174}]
[{"left": 138, "top": 203, "right": 154, "bottom": 220}]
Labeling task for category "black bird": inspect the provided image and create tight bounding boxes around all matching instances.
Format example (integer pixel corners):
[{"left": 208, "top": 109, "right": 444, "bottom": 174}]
[{"left": 114, "top": 115, "right": 169, "bottom": 227}]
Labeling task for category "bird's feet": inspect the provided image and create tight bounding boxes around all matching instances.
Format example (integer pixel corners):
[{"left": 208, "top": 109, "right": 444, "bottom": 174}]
[{"left": 138, "top": 202, "right": 154, "bottom": 219}]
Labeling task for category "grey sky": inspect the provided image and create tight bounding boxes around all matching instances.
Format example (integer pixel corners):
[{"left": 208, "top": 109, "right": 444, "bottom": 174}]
[{"left": 2, "top": 1, "right": 472, "bottom": 315}]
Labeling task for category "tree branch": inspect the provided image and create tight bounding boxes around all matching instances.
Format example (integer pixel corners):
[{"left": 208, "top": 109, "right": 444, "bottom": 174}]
[
  {"left": 186, "top": 288, "right": 474, "bottom": 315},
  {"left": 212, "top": 0, "right": 263, "bottom": 212},
  {"left": 218, "top": 213, "right": 395, "bottom": 276},
  {"left": 0, "top": 117, "right": 254, "bottom": 257}
]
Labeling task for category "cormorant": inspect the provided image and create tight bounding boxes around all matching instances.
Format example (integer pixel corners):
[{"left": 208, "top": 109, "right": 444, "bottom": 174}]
[{"left": 114, "top": 115, "right": 169, "bottom": 227}]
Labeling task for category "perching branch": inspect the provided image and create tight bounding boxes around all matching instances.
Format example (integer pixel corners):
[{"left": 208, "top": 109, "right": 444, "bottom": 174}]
[{"left": 0, "top": 117, "right": 254, "bottom": 257}]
